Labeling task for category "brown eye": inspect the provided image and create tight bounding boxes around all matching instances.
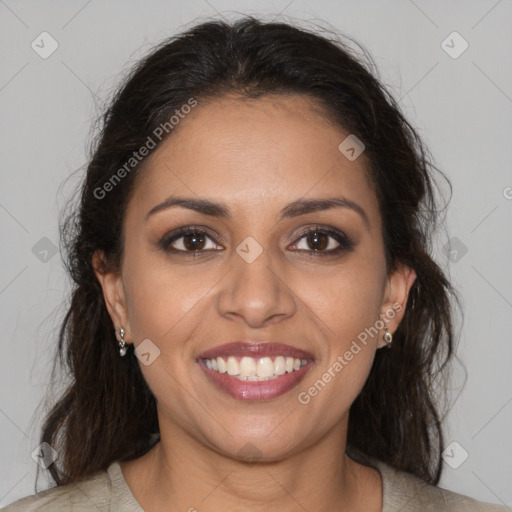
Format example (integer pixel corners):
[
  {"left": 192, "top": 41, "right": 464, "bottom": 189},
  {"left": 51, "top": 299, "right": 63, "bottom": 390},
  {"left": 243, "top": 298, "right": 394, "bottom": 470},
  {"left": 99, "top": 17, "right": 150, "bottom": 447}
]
[
  {"left": 289, "top": 227, "right": 354, "bottom": 256},
  {"left": 181, "top": 231, "right": 207, "bottom": 251},
  {"left": 160, "top": 227, "right": 222, "bottom": 254},
  {"left": 304, "top": 230, "right": 329, "bottom": 251}
]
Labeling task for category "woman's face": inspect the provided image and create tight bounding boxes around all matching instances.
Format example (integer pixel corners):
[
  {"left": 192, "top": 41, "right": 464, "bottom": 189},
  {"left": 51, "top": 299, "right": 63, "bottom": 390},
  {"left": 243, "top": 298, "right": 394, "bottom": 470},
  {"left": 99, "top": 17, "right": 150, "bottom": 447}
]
[{"left": 95, "top": 93, "right": 414, "bottom": 461}]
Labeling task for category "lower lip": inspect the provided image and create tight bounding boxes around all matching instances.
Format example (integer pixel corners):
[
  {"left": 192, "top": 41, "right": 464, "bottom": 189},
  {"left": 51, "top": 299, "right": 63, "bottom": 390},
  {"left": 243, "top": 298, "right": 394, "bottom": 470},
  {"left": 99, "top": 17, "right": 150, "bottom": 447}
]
[{"left": 198, "top": 360, "right": 313, "bottom": 400}]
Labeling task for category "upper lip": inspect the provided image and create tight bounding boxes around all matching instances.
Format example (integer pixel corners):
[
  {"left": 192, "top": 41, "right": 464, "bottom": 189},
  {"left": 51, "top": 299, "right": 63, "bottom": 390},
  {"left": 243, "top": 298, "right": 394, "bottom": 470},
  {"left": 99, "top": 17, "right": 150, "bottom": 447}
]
[{"left": 197, "top": 341, "right": 314, "bottom": 360}]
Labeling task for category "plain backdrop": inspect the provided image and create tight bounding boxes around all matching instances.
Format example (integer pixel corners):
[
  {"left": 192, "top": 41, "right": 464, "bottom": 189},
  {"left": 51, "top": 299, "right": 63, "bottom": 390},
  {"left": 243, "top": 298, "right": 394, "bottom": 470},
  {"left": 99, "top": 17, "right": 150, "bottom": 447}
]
[{"left": 1, "top": 0, "right": 511, "bottom": 507}]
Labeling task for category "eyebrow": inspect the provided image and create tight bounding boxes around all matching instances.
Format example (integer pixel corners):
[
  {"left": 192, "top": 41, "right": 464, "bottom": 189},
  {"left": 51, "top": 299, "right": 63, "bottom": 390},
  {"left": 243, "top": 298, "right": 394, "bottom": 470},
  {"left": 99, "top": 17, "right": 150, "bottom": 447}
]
[{"left": 145, "top": 195, "right": 370, "bottom": 230}]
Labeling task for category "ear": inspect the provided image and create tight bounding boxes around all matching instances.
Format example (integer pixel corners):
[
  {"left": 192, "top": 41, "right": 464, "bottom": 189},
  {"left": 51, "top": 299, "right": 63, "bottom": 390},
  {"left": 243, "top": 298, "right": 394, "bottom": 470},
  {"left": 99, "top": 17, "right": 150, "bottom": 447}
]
[
  {"left": 377, "top": 262, "right": 416, "bottom": 348},
  {"left": 92, "top": 249, "right": 132, "bottom": 345}
]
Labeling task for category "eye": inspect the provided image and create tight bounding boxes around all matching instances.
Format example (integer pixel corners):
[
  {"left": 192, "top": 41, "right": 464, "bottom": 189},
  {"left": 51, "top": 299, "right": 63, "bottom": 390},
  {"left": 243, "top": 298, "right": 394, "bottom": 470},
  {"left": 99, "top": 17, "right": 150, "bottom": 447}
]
[
  {"left": 159, "top": 226, "right": 223, "bottom": 255},
  {"left": 289, "top": 226, "right": 354, "bottom": 257},
  {"left": 159, "top": 225, "right": 354, "bottom": 257}
]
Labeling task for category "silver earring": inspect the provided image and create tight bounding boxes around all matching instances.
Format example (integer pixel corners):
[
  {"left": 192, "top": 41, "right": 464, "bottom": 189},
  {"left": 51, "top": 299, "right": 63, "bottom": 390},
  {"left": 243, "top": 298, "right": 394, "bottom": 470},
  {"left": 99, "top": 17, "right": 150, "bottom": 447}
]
[
  {"left": 383, "top": 327, "right": 393, "bottom": 348},
  {"left": 115, "top": 327, "right": 128, "bottom": 356}
]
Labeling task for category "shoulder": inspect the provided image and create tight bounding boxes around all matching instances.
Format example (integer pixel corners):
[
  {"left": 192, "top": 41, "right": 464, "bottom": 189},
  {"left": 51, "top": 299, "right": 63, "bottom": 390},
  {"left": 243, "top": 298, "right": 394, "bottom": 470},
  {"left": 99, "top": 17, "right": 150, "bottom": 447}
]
[
  {"left": 346, "top": 447, "right": 509, "bottom": 512},
  {"left": 371, "top": 456, "right": 509, "bottom": 512},
  {"left": 1, "top": 465, "right": 113, "bottom": 512}
]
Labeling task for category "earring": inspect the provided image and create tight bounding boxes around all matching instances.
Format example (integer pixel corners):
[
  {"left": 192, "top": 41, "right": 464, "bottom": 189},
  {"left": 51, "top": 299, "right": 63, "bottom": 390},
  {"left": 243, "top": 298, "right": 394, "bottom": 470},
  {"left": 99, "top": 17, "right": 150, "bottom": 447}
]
[
  {"left": 383, "top": 327, "right": 393, "bottom": 348},
  {"left": 115, "top": 327, "right": 128, "bottom": 356}
]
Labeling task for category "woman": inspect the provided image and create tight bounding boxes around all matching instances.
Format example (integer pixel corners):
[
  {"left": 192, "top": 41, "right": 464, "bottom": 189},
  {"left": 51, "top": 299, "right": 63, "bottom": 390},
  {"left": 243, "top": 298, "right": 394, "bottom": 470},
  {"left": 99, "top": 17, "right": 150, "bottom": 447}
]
[{"left": 3, "top": 15, "right": 508, "bottom": 512}]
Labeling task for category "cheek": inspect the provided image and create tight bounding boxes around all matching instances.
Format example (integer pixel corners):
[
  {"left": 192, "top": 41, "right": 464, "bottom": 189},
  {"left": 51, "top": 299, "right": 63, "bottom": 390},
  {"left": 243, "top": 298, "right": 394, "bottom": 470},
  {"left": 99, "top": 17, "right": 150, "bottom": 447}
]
[
  {"left": 295, "top": 264, "right": 382, "bottom": 426},
  {"left": 308, "top": 257, "right": 385, "bottom": 338},
  {"left": 297, "top": 253, "right": 384, "bottom": 400},
  {"left": 122, "top": 247, "right": 211, "bottom": 343},
  {"left": 121, "top": 250, "right": 211, "bottom": 420}
]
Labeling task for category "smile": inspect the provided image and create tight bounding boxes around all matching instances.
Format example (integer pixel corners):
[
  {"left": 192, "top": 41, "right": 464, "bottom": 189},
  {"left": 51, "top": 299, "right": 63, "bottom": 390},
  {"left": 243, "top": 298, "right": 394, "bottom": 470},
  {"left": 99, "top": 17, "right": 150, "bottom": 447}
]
[
  {"left": 202, "top": 355, "right": 309, "bottom": 380},
  {"left": 197, "top": 341, "right": 314, "bottom": 400}
]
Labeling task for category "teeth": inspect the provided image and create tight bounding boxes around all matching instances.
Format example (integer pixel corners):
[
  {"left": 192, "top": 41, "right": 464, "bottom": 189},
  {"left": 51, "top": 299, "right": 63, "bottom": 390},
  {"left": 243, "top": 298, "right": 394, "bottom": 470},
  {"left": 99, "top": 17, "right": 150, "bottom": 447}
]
[
  {"left": 274, "top": 356, "right": 286, "bottom": 376},
  {"left": 257, "top": 357, "right": 274, "bottom": 378},
  {"left": 240, "top": 356, "right": 256, "bottom": 377},
  {"left": 226, "top": 356, "right": 240, "bottom": 376},
  {"left": 217, "top": 357, "right": 226, "bottom": 374},
  {"left": 203, "top": 355, "right": 309, "bottom": 380}
]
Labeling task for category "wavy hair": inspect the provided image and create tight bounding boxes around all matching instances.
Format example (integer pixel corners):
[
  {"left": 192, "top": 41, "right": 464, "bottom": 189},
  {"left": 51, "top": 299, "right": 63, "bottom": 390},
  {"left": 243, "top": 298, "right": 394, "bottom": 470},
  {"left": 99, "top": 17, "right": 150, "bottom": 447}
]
[{"left": 39, "top": 15, "right": 459, "bottom": 488}]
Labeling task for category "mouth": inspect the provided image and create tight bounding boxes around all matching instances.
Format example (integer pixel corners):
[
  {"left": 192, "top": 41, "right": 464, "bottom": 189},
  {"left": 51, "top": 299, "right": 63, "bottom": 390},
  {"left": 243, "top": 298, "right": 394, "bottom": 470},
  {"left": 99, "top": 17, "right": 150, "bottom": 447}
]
[{"left": 196, "top": 341, "right": 314, "bottom": 401}]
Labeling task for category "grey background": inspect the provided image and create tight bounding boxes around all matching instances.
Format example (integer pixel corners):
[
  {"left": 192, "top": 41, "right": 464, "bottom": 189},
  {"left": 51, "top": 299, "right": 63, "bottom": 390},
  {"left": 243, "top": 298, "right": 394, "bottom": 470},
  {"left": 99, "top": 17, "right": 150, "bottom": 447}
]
[{"left": 1, "top": 0, "right": 511, "bottom": 507}]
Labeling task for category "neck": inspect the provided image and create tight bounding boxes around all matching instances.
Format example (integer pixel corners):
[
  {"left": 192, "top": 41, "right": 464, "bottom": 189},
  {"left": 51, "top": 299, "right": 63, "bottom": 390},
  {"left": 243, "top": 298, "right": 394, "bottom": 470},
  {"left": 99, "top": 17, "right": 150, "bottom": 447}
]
[{"left": 120, "top": 422, "right": 382, "bottom": 512}]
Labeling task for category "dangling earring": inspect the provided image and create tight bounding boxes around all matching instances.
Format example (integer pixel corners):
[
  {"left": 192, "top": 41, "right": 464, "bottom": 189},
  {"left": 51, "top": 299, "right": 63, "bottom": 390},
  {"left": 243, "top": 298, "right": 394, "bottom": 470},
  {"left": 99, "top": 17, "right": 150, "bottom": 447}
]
[
  {"left": 383, "top": 327, "right": 393, "bottom": 348},
  {"left": 115, "top": 327, "right": 128, "bottom": 356}
]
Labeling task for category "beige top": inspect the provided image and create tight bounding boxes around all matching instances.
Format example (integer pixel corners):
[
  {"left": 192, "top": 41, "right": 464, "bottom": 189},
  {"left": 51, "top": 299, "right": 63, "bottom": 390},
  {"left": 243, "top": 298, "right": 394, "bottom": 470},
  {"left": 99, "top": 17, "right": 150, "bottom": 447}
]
[{"left": 2, "top": 455, "right": 509, "bottom": 511}]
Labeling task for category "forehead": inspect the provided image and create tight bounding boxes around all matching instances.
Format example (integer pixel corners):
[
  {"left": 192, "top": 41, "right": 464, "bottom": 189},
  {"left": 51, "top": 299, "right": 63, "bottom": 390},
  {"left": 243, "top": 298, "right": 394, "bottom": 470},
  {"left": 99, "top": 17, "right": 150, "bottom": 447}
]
[{"left": 126, "top": 93, "right": 379, "bottom": 224}]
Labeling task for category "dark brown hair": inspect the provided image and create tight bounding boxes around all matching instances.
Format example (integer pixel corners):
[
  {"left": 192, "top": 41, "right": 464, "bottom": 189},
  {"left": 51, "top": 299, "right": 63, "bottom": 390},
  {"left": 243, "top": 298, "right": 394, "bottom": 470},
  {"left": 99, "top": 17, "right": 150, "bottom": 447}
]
[{"left": 39, "top": 15, "right": 459, "bottom": 489}]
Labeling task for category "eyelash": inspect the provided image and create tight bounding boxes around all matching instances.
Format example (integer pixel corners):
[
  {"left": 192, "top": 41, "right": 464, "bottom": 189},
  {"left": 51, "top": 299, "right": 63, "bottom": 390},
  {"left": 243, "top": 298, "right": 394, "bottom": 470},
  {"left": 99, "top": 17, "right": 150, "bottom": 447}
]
[{"left": 159, "top": 225, "right": 354, "bottom": 258}]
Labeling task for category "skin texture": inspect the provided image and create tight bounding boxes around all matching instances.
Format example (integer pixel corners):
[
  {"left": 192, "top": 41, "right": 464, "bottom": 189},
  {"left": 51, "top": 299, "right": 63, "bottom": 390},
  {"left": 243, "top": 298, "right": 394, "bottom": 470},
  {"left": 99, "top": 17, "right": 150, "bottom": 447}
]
[{"left": 93, "top": 93, "right": 416, "bottom": 512}]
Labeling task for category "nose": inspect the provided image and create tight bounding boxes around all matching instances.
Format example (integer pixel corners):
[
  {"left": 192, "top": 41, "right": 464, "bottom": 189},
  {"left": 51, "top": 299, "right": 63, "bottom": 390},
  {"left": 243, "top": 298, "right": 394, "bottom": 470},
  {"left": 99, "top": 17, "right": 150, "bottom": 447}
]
[{"left": 216, "top": 244, "right": 297, "bottom": 328}]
